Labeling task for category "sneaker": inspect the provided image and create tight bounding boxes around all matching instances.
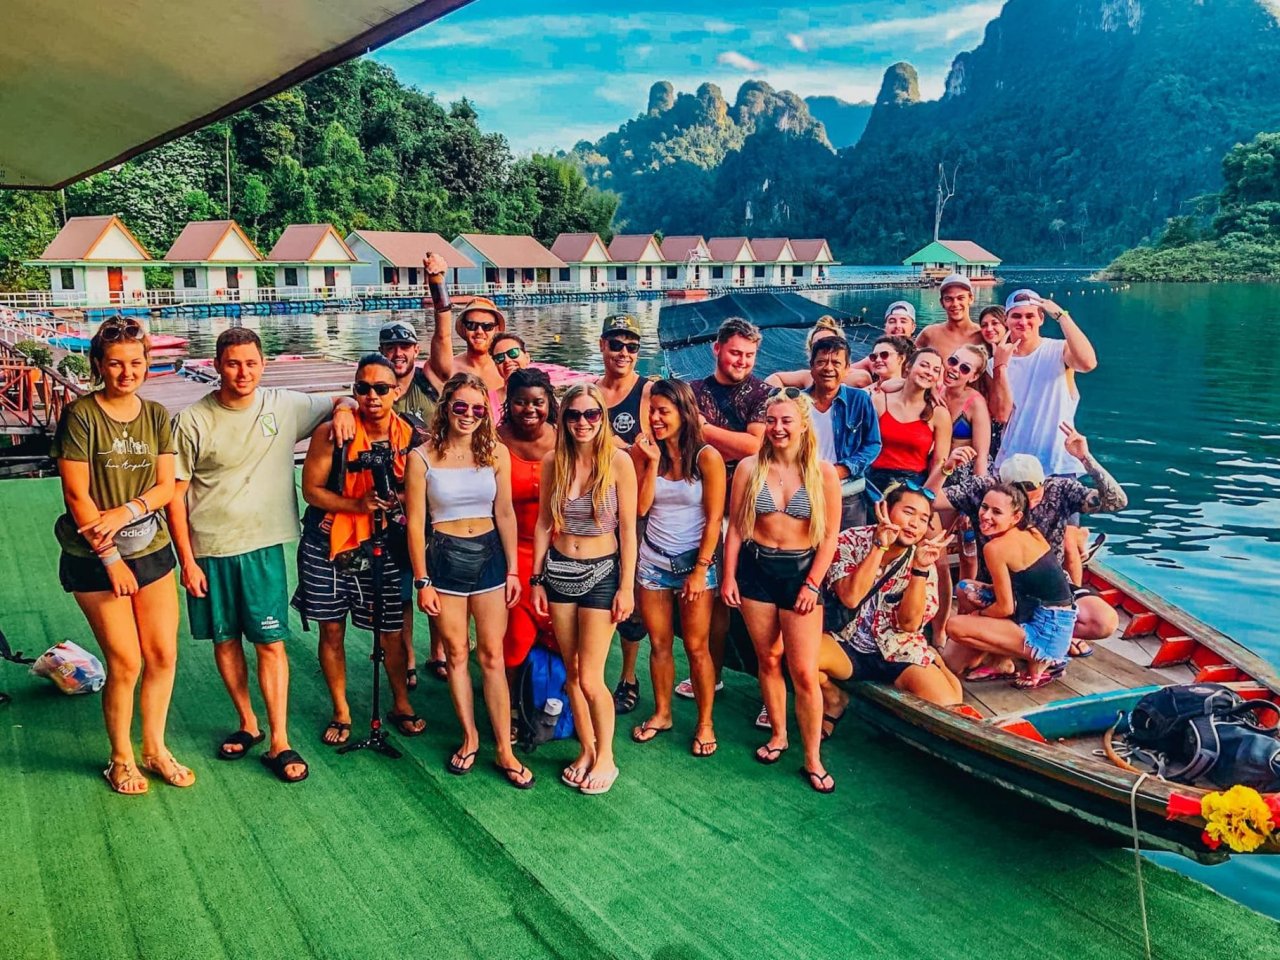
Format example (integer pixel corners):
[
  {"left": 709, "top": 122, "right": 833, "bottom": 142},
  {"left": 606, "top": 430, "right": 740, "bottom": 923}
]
[
  {"left": 675, "top": 678, "right": 724, "bottom": 699},
  {"left": 754, "top": 706, "right": 771, "bottom": 730}
]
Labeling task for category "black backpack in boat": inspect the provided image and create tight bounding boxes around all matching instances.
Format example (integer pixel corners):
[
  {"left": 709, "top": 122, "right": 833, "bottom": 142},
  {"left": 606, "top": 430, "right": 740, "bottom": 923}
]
[{"left": 1126, "top": 683, "right": 1280, "bottom": 790}]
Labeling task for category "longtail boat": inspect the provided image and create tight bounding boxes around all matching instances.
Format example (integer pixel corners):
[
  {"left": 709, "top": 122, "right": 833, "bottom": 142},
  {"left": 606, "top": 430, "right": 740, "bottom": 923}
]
[{"left": 849, "top": 559, "right": 1280, "bottom": 862}]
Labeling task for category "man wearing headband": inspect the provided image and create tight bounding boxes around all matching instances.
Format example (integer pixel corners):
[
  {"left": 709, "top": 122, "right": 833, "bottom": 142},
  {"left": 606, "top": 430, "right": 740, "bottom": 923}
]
[{"left": 914, "top": 274, "right": 984, "bottom": 359}]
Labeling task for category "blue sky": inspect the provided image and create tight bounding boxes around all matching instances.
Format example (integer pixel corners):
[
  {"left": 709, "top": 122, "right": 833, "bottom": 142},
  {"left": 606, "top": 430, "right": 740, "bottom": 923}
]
[{"left": 374, "top": 0, "right": 1003, "bottom": 153}]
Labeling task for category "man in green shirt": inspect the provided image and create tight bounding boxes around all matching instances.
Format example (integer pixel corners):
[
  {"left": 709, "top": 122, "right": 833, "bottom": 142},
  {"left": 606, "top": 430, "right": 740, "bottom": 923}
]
[{"left": 167, "top": 327, "right": 357, "bottom": 783}]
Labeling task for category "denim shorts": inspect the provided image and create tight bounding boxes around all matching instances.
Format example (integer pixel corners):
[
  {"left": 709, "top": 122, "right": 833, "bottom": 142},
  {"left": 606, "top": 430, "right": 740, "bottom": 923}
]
[
  {"left": 1021, "top": 605, "right": 1077, "bottom": 661},
  {"left": 636, "top": 542, "right": 720, "bottom": 592}
]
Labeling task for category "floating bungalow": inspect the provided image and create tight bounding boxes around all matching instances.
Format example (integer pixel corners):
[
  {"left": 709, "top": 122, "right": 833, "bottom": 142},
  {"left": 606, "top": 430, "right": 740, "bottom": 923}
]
[
  {"left": 450, "top": 234, "right": 566, "bottom": 290},
  {"left": 164, "top": 220, "right": 263, "bottom": 301},
  {"left": 749, "top": 238, "right": 797, "bottom": 286},
  {"left": 790, "top": 239, "right": 837, "bottom": 282},
  {"left": 659, "top": 236, "right": 712, "bottom": 289},
  {"left": 606, "top": 234, "right": 667, "bottom": 288},
  {"left": 32, "top": 214, "right": 152, "bottom": 306},
  {"left": 267, "top": 224, "right": 357, "bottom": 294},
  {"left": 548, "top": 233, "right": 612, "bottom": 291},
  {"left": 346, "top": 231, "right": 474, "bottom": 288},
  {"left": 904, "top": 239, "right": 1001, "bottom": 285},
  {"left": 707, "top": 237, "right": 757, "bottom": 287}
]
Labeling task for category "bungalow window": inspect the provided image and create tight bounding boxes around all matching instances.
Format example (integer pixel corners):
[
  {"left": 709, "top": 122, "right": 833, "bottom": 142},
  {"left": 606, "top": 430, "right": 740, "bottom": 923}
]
[
  {"left": 284, "top": 267, "right": 299, "bottom": 287},
  {"left": 323, "top": 266, "right": 337, "bottom": 287},
  {"left": 59, "top": 267, "right": 75, "bottom": 289},
  {"left": 408, "top": 268, "right": 419, "bottom": 286},
  {"left": 753, "top": 265, "right": 765, "bottom": 278},
  {"left": 485, "top": 267, "right": 499, "bottom": 285},
  {"left": 181, "top": 268, "right": 197, "bottom": 288},
  {"left": 615, "top": 266, "right": 628, "bottom": 281},
  {"left": 559, "top": 268, "right": 571, "bottom": 282},
  {"left": 382, "top": 266, "right": 398, "bottom": 284},
  {"left": 665, "top": 266, "right": 677, "bottom": 280},
  {"left": 793, "top": 265, "right": 805, "bottom": 278},
  {"left": 535, "top": 269, "right": 550, "bottom": 284},
  {"left": 711, "top": 266, "right": 724, "bottom": 280}
]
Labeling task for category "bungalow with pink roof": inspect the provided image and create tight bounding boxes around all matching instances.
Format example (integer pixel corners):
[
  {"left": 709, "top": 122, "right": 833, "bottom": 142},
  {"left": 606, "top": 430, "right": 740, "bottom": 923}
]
[
  {"left": 165, "top": 220, "right": 264, "bottom": 301},
  {"left": 346, "top": 231, "right": 475, "bottom": 288},
  {"left": 31, "top": 214, "right": 152, "bottom": 306},
  {"left": 789, "top": 239, "right": 838, "bottom": 283},
  {"left": 706, "top": 237, "right": 757, "bottom": 287},
  {"left": 450, "top": 234, "right": 566, "bottom": 290},
  {"left": 658, "top": 235, "right": 712, "bottom": 289},
  {"left": 750, "top": 238, "right": 798, "bottom": 286},
  {"left": 266, "top": 224, "right": 357, "bottom": 294},
  {"left": 606, "top": 234, "right": 666, "bottom": 288},
  {"left": 549, "top": 233, "right": 611, "bottom": 291}
]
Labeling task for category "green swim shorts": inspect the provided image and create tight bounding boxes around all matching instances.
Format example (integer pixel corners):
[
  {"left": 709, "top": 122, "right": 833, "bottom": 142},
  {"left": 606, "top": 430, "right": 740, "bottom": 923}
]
[{"left": 187, "top": 544, "right": 292, "bottom": 645}]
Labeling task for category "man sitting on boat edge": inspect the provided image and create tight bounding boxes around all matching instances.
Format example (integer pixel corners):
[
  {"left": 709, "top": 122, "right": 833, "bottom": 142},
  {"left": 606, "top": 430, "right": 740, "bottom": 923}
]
[{"left": 817, "top": 484, "right": 962, "bottom": 739}]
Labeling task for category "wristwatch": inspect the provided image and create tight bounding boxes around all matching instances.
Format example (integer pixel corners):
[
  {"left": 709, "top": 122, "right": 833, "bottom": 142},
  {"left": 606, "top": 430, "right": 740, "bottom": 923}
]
[
  {"left": 529, "top": 573, "right": 546, "bottom": 587},
  {"left": 413, "top": 576, "right": 432, "bottom": 590}
]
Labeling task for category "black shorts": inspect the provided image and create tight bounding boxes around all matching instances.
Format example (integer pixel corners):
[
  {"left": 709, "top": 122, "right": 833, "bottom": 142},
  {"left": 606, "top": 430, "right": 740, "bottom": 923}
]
[
  {"left": 428, "top": 528, "right": 506, "bottom": 597},
  {"left": 59, "top": 545, "right": 176, "bottom": 594},
  {"left": 737, "top": 542, "right": 820, "bottom": 609},
  {"left": 839, "top": 638, "right": 912, "bottom": 684},
  {"left": 544, "top": 548, "right": 619, "bottom": 611}
]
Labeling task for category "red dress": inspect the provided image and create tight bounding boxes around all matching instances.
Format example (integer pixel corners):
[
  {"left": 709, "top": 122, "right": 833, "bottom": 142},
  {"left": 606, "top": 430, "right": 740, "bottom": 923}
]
[{"left": 504, "top": 449, "right": 556, "bottom": 666}]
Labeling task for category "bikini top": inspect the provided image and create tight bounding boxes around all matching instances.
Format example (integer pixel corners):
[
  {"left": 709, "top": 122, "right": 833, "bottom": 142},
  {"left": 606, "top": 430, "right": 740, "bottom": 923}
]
[
  {"left": 952, "top": 393, "right": 978, "bottom": 442},
  {"left": 561, "top": 485, "right": 619, "bottom": 536},
  {"left": 754, "top": 481, "right": 812, "bottom": 521}
]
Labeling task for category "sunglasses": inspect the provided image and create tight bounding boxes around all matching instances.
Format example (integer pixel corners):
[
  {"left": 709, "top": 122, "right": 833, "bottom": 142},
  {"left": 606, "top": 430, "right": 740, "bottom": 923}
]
[
  {"left": 463, "top": 320, "right": 498, "bottom": 332},
  {"left": 99, "top": 319, "right": 145, "bottom": 342},
  {"left": 769, "top": 386, "right": 803, "bottom": 400},
  {"left": 870, "top": 349, "right": 897, "bottom": 361},
  {"left": 605, "top": 338, "right": 640, "bottom": 355},
  {"left": 564, "top": 407, "right": 604, "bottom": 425},
  {"left": 946, "top": 355, "right": 975, "bottom": 376},
  {"left": 493, "top": 346, "right": 523, "bottom": 361},
  {"left": 450, "top": 401, "right": 488, "bottom": 418},
  {"left": 884, "top": 478, "right": 936, "bottom": 502},
  {"left": 353, "top": 381, "right": 393, "bottom": 397}
]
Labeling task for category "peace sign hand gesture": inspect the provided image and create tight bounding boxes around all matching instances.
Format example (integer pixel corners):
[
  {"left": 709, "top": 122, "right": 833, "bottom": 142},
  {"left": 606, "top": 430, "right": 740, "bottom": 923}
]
[
  {"left": 873, "top": 499, "right": 901, "bottom": 549},
  {"left": 912, "top": 531, "right": 952, "bottom": 569},
  {"left": 1059, "top": 421, "right": 1089, "bottom": 460}
]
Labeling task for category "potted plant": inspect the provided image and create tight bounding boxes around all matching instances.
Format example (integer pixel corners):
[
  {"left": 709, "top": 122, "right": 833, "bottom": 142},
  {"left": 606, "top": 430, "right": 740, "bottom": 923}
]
[{"left": 56, "top": 353, "right": 91, "bottom": 383}]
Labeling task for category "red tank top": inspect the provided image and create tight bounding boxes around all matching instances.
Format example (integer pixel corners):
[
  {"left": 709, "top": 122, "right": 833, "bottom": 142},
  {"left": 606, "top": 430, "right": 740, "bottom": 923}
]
[
  {"left": 509, "top": 450, "right": 542, "bottom": 543},
  {"left": 873, "top": 405, "right": 936, "bottom": 473}
]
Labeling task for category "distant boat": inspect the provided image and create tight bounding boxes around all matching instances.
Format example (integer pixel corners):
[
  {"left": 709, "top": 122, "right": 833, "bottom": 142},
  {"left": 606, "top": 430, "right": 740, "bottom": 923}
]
[{"left": 47, "top": 333, "right": 188, "bottom": 351}]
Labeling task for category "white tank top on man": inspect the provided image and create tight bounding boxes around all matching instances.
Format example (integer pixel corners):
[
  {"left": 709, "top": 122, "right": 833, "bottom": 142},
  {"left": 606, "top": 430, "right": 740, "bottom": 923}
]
[{"left": 994, "top": 337, "right": 1082, "bottom": 476}]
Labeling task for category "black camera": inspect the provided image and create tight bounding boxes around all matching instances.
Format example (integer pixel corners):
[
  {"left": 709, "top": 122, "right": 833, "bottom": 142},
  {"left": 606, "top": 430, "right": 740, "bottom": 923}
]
[{"left": 350, "top": 445, "right": 397, "bottom": 504}]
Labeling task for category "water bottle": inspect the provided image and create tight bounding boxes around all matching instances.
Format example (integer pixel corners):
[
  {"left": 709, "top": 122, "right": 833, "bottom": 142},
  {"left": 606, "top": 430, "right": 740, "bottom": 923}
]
[
  {"left": 961, "top": 529, "right": 977, "bottom": 558},
  {"left": 534, "top": 697, "right": 563, "bottom": 744}
]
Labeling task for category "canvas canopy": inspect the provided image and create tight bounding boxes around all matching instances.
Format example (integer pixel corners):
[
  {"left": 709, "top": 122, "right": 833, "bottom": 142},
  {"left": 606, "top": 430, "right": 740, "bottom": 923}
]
[{"left": 0, "top": 0, "right": 471, "bottom": 189}]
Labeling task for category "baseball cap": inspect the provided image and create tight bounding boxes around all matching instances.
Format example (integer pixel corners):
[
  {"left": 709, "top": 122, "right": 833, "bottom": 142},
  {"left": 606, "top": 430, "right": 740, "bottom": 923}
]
[
  {"left": 601, "top": 314, "right": 641, "bottom": 338},
  {"left": 883, "top": 301, "right": 916, "bottom": 322},
  {"left": 378, "top": 320, "right": 418, "bottom": 346},
  {"left": 1004, "top": 288, "right": 1043, "bottom": 312},
  {"left": 939, "top": 273, "right": 973, "bottom": 295},
  {"left": 999, "top": 454, "right": 1046, "bottom": 488}
]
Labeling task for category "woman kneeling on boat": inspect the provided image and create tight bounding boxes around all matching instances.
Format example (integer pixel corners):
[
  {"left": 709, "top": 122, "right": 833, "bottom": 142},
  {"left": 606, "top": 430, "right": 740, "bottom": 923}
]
[
  {"left": 817, "top": 485, "right": 961, "bottom": 725},
  {"left": 723, "top": 387, "right": 841, "bottom": 793},
  {"left": 52, "top": 317, "right": 193, "bottom": 795},
  {"left": 531, "top": 384, "right": 638, "bottom": 795},
  {"left": 945, "top": 484, "right": 1078, "bottom": 689}
]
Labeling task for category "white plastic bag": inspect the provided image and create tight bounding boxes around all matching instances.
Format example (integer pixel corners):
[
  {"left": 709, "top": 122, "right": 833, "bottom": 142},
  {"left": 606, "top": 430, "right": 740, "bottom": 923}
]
[{"left": 31, "top": 641, "right": 105, "bottom": 695}]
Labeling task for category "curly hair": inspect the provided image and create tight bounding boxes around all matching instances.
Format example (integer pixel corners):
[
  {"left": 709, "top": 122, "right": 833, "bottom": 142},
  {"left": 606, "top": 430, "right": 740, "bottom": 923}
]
[
  {"left": 429, "top": 372, "right": 498, "bottom": 466},
  {"left": 501, "top": 366, "right": 558, "bottom": 428}
]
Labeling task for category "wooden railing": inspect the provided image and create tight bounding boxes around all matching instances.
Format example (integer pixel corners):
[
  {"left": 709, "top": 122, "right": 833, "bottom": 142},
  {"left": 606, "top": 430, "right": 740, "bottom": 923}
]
[{"left": 0, "top": 340, "right": 85, "bottom": 437}]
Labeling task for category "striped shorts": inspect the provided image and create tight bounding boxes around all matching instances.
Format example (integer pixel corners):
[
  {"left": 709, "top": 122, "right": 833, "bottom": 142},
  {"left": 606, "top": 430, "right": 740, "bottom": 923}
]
[{"left": 291, "top": 535, "right": 405, "bottom": 633}]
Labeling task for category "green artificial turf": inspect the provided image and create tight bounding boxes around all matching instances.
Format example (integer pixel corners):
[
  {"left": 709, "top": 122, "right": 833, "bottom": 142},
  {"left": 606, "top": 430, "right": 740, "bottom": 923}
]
[{"left": 2, "top": 477, "right": 1277, "bottom": 959}]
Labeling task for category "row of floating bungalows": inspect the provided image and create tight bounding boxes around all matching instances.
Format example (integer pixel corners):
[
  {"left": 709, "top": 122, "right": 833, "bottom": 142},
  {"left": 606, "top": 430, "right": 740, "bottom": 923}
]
[{"left": 20, "top": 216, "right": 848, "bottom": 308}]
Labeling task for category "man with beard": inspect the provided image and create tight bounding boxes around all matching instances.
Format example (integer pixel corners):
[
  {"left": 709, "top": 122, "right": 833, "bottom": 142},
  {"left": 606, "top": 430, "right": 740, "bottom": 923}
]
[
  {"left": 167, "top": 328, "right": 358, "bottom": 782},
  {"left": 452, "top": 297, "right": 506, "bottom": 391},
  {"left": 914, "top": 274, "right": 984, "bottom": 359}
]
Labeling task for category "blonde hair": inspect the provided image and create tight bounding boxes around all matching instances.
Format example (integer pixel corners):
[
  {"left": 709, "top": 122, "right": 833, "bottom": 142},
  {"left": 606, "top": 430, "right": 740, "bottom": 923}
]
[
  {"left": 736, "top": 390, "right": 827, "bottom": 548},
  {"left": 550, "top": 383, "right": 615, "bottom": 532},
  {"left": 806, "top": 315, "right": 842, "bottom": 351}
]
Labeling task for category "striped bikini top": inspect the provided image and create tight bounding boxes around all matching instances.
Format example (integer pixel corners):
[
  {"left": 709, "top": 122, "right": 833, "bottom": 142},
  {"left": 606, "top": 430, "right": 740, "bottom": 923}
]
[
  {"left": 754, "top": 481, "right": 812, "bottom": 521},
  {"left": 561, "top": 484, "right": 618, "bottom": 536}
]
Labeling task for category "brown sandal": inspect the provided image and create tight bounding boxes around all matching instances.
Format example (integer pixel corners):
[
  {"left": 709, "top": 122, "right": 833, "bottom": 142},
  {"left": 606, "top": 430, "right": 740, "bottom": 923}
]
[
  {"left": 102, "top": 760, "right": 149, "bottom": 795},
  {"left": 140, "top": 753, "right": 196, "bottom": 788}
]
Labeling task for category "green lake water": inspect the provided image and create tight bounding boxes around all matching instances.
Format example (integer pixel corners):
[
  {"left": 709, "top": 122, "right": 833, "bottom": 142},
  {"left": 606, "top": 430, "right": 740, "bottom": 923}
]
[{"left": 153, "top": 270, "right": 1280, "bottom": 920}]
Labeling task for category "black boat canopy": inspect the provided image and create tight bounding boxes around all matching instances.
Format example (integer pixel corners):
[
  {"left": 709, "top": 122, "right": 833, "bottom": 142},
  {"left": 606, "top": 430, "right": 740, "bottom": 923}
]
[
  {"left": 0, "top": 0, "right": 471, "bottom": 189},
  {"left": 659, "top": 291, "right": 873, "bottom": 381}
]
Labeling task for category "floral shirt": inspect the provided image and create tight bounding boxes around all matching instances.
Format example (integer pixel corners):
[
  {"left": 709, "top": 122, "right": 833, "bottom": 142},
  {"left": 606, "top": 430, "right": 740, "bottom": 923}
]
[{"left": 824, "top": 526, "right": 939, "bottom": 667}]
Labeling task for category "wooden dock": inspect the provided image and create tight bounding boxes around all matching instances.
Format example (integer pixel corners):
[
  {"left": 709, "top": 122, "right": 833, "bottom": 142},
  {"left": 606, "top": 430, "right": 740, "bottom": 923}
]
[{"left": 138, "top": 355, "right": 353, "bottom": 415}]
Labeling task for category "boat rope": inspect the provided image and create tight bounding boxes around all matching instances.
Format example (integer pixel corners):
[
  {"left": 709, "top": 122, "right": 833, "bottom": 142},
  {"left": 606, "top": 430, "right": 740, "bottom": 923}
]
[
  {"left": 1129, "top": 772, "right": 1154, "bottom": 960},
  {"left": 1102, "top": 713, "right": 1141, "bottom": 772}
]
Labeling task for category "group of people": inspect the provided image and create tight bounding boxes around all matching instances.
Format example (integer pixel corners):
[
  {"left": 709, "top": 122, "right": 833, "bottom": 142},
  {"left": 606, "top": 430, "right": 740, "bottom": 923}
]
[{"left": 52, "top": 259, "right": 1128, "bottom": 799}]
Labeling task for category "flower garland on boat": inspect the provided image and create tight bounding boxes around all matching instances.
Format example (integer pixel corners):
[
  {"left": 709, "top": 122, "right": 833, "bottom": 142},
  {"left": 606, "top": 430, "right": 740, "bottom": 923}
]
[{"left": 1166, "top": 786, "right": 1280, "bottom": 853}]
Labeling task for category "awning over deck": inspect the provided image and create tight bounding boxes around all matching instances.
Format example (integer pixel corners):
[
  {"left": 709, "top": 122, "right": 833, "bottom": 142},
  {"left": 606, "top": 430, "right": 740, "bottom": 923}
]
[{"left": 0, "top": 0, "right": 472, "bottom": 189}]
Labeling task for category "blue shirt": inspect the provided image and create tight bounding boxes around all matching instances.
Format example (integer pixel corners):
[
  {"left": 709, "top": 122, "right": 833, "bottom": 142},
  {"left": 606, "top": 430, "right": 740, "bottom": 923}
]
[{"left": 808, "top": 385, "right": 881, "bottom": 484}]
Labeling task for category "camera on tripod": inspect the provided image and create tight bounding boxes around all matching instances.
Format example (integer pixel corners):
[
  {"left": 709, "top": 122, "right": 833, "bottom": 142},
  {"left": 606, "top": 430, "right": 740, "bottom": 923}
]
[{"left": 350, "top": 445, "right": 397, "bottom": 507}]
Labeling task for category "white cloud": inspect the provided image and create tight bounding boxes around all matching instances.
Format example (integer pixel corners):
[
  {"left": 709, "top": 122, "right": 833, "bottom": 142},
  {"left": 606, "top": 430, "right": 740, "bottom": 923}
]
[
  {"left": 703, "top": 19, "right": 737, "bottom": 35},
  {"left": 786, "top": 33, "right": 808, "bottom": 52},
  {"left": 507, "top": 123, "right": 615, "bottom": 155},
  {"left": 388, "top": 12, "right": 671, "bottom": 51},
  {"left": 789, "top": 1, "right": 1001, "bottom": 52},
  {"left": 717, "top": 51, "right": 764, "bottom": 72}
]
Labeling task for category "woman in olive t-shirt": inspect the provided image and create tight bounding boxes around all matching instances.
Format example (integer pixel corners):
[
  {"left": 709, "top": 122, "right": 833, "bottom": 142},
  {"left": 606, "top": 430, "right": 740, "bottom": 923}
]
[{"left": 52, "top": 318, "right": 193, "bottom": 796}]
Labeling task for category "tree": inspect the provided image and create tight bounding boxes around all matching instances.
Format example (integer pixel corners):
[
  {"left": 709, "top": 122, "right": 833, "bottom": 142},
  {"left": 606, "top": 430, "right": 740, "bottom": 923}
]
[
  {"left": 1049, "top": 218, "right": 1067, "bottom": 250},
  {"left": 933, "top": 162, "right": 959, "bottom": 241}
]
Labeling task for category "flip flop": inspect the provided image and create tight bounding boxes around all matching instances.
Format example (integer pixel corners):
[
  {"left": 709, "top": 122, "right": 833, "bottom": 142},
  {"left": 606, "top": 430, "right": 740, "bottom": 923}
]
[
  {"left": 821, "top": 711, "right": 846, "bottom": 741},
  {"left": 387, "top": 712, "right": 426, "bottom": 737},
  {"left": 425, "top": 659, "right": 448, "bottom": 681},
  {"left": 217, "top": 729, "right": 265, "bottom": 760},
  {"left": 406, "top": 667, "right": 419, "bottom": 691},
  {"left": 802, "top": 768, "right": 836, "bottom": 794},
  {"left": 1083, "top": 532, "right": 1107, "bottom": 566},
  {"left": 631, "top": 721, "right": 672, "bottom": 744},
  {"left": 691, "top": 737, "right": 718, "bottom": 758},
  {"left": 495, "top": 761, "right": 536, "bottom": 790},
  {"left": 755, "top": 743, "right": 788, "bottom": 765},
  {"left": 1013, "top": 660, "right": 1068, "bottom": 690},
  {"left": 448, "top": 748, "right": 478, "bottom": 776},
  {"left": 261, "top": 749, "right": 309, "bottom": 784},
  {"left": 561, "top": 764, "right": 589, "bottom": 788},
  {"left": 1069, "top": 639, "right": 1094, "bottom": 658},
  {"left": 963, "top": 666, "right": 1019, "bottom": 683},
  {"left": 580, "top": 766, "right": 620, "bottom": 796},
  {"left": 321, "top": 721, "right": 352, "bottom": 746}
]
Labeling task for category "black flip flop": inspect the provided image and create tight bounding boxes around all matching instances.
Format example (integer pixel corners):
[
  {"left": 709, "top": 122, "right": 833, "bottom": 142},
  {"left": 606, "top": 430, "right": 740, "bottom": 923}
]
[
  {"left": 425, "top": 659, "right": 448, "bottom": 681},
  {"left": 406, "top": 667, "right": 419, "bottom": 691},
  {"left": 802, "top": 768, "right": 836, "bottom": 794},
  {"left": 691, "top": 737, "right": 718, "bottom": 758},
  {"left": 321, "top": 721, "right": 351, "bottom": 746},
  {"left": 631, "top": 721, "right": 671, "bottom": 744},
  {"left": 755, "top": 744, "right": 788, "bottom": 765},
  {"left": 448, "top": 748, "right": 478, "bottom": 776},
  {"left": 217, "top": 729, "right": 265, "bottom": 760},
  {"left": 387, "top": 712, "right": 426, "bottom": 737},
  {"left": 261, "top": 749, "right": 309, "bottom": 783},
  {"left": 821, "top": 711, "right": 846, "bottom": 741},
  {"left": 495, "top": 761, "right": 536, "bottom": 790}
]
